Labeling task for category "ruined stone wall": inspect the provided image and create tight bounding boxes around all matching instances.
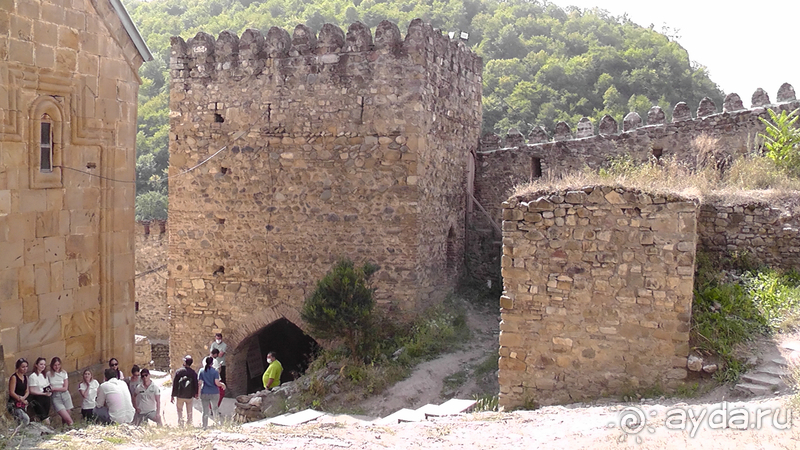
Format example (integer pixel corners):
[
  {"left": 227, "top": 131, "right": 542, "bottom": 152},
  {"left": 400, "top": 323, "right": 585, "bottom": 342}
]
[
  {"left": 698, "top": 199, "right": 800, "bottom": 269},
  {"left": 0, "top": 0, "right": 143, "bottom": 385},
  {"left": 498, "top": 187, "right": 696, "bottom": 408},
  {"left": 134, "top": 221, "right": 169, "bottom": 340},
  {"left": 469, "top": 86, "right": 799, "bottom": 285},
  {"left": 167, "top": 19, "right": 481, "bottom": 374}
]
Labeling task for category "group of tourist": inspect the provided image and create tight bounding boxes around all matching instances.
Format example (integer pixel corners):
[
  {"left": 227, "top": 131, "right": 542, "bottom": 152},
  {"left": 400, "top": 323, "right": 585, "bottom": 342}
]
[
  {"left": 6, "top": 356, "right": 160, "bottom": 428},
  {"left": 7, "top": 333, "right": 283, "bottom": 429}
]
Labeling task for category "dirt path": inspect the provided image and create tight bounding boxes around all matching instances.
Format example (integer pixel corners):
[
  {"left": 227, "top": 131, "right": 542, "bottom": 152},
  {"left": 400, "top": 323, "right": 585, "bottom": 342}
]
[{"left": 357, "top": 299, "right": 500, "bottom": 416}]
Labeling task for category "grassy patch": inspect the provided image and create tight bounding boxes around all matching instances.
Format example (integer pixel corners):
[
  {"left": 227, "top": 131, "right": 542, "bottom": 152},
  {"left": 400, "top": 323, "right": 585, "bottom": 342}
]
[
  {"left": 472, "top": 394, "right": 499, "bottom": 412},
  {"left": 291, "top": 296, "right": 471, "bottom": 412},
  {"left": 513, "top": 152, "right": 800, "bottom": 213},
  {"left": 441, "top": 370, "right": 469, "bottom": 397},
  {"left": 473, "top": 354, "right": 499, "bottom": 378},
  {"left": 692, "top": 251, "right": 800, "bottom": 382}
]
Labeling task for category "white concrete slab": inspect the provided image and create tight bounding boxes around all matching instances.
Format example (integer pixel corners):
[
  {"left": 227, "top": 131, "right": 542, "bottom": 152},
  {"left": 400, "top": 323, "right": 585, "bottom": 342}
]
[
  {"left": 426, "top": 399, "right": 476, "bottom": 417},
  {"left": 415, "top": 404, "right": 443, "bottom": 417},
  {"left": 266, "top": 409, "right": 327, "bottom": 426},
  {"left": 372, "top": 408, "right": 421, "bottom": 425}
]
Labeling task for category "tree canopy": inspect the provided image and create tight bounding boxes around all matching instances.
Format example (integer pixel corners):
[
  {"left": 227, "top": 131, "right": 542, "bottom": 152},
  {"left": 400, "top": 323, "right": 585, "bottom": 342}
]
[{"left": 125, "top": 0, "right": 724, "bottom": 217}]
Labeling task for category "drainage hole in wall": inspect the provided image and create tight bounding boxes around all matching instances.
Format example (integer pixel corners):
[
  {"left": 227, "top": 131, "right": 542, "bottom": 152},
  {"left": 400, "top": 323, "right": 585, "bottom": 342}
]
[
  {"left": 213, "top": 266, "right": 225, "bottom": 276},
  {"left": 217, "top": 218, "right": 225, "bottom": 225},
  {"left": 220, "top": 167, "right": 229, "bottom": 175}
]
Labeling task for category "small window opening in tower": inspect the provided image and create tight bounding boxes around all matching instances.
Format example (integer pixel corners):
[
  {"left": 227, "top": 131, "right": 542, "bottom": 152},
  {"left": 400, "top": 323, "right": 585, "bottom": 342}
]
[
  {"left": 217, "top": 218, "right": 225, "bottom": 225},
  {"left": 652, "top": 148, "right": 663, "bottom": 160},
  {"left": 213, "top": 266, "right": 225, "bottom": 276},
  {"left": 220, "top": 167, "right": 229, "bottom": 175},
  {"left": 40, "top": 114, "right": 53, "bottom": 172},
  {"left": 531, "top": 157, "right": 542, "bottom": 179},
  {"left": 214, "top": 113, "right": 224, "bottom": 123}
]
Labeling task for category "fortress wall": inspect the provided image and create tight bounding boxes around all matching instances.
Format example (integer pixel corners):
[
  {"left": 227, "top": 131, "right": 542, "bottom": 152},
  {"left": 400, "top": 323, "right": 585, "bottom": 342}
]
[{"left": 469, "top": 87, "right": 799, "bottom": 285}]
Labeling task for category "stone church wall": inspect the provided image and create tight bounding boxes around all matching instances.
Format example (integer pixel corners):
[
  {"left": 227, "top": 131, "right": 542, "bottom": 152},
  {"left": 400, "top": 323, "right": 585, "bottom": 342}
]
[
  {"left": 0, "top": 0, "right": 145, "bottom": 401},
  {"left": 167, "top": 19, "right": 481, "bottom": 373},
  {"left": 498, "top": 186, "right": 696, "bottom": 408}
]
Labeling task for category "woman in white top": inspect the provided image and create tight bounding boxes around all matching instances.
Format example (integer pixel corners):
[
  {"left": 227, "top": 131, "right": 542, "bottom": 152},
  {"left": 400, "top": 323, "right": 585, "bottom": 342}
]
[
  {"left": 27, "top": 357, "right": 52, "bottom": 424},
  {"left": 78, "top": 369, "right": 99, "bottom": 422},
  {"left": 48, "top": 357, "right": 74, "bottom": 426}
]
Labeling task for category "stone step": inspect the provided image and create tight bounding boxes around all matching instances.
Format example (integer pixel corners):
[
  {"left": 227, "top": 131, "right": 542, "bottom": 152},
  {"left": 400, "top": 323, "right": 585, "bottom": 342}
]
[
  {"left": 734, "top": 382, "right": 774, "bottom": 396},
  {"left": 758, "top": 364, "right": 791, "bottom": 378},
  {"left": 740, "top": 373, "right": 783, "bottom": 387},
  {"left": 780, "top": 341, "right": 800, "bottom": 352},
  {"left": 771, "top": 357, "right": 789, "bottom": 367}
]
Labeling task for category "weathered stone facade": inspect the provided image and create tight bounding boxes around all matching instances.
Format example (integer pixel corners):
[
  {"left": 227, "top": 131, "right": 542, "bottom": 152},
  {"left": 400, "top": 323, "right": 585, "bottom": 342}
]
[
  {"left": 469, "top": 88, "right": 800, "bottom": 285},
  {"left": 498, "top": 187, "right": 697, "bottom": 408},
  {"left": 134, "top": 220, "right": 168, "bottom": 340},
  {"left": 0, "top": 0, "right": 149, "bottom": 398},
  {"left": 167, "top": 19, "right": 482, "bottom": 386}
]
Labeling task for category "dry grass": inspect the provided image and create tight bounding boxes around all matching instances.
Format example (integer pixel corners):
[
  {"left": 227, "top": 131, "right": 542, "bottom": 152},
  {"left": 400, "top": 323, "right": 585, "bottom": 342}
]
[{"left": 513, "top": 152, "right": 800, "bottom": 212}]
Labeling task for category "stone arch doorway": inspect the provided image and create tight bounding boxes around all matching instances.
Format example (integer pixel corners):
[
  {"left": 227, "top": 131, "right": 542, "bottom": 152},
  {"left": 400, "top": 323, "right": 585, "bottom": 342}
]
[{"left": 228, "top": 318, "right": 320, "bottom": 395}]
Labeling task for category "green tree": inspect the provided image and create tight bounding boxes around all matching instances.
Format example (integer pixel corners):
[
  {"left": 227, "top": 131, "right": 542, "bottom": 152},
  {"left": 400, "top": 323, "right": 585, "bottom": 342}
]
[
  {"left": 135, "top": 191, "right": 169, "bottom": 221},
  {"left": 301, "top": 259, "right": 379, "bottom": 361}
]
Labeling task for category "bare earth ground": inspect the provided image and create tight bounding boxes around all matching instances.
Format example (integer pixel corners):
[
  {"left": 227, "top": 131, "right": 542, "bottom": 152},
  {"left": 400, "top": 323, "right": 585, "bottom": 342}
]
[{"left": 8, "top": 302, "right": 800, "bottom": 449}]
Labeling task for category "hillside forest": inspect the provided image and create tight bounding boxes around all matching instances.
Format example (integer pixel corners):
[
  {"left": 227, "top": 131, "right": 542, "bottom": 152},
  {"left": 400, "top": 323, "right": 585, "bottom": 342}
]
[{"left": 124, "top": 0, "right": 724, "bottom": 220}]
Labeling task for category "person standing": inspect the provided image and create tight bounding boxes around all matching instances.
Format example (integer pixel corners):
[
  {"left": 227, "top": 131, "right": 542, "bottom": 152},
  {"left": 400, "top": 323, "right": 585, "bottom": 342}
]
[
  {"left": 132, "top": 369, "right": 162, "bottom": 426},
  {"left": 7, "top": 358, "right": 30, "bottom": 426},
  {"left": 197, "top": 356, "right": 225, "bottom": 429},
  {"left": 262, "top": 351, "right": 283, "bottom": 391},
  {"left": 128, "top": 365, "right": 141, "bottom": 399},
  {"left": 47, "top": 357, "right": 74, "bottom": 426},
  {"left": 209, "top": 333, "right": 227, "bottom": 384},
  {"left": 171, "top": 355, "right": 198, "bottom": 427},
  {"left": 27, "top": 357, "right": 52, "bottom": 425},
  {"left": 78, "top": 369, "right": 99, "bottom": 422},
  {"left": 210, "top": 349, "right": 225, "bottom": 407},
  {"left": 95, "top": 368, "right": 135, "bottom": 424}
]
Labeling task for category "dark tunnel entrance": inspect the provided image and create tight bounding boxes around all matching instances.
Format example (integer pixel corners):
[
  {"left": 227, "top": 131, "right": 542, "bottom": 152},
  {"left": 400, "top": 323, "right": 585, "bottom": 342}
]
[{"left": 229, "top": 318, "right": 320, "bottom": 395}]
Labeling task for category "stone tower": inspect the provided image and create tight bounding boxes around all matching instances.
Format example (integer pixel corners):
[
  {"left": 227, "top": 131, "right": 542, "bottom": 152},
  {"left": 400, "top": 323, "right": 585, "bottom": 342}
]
[{"left": 168, "top": 19, "right": 481, "bottom": 393}]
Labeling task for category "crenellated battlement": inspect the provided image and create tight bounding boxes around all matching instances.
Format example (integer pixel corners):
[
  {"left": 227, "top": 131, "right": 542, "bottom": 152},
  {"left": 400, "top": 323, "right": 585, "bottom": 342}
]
[
  {"left": 467, "top": 82, "right": 800, "bottom": 285},
  {"left": 169, "top": 19, "right": 481, "bottom": 82},
  {"left": 480, "top": 83, "right": 798, "bottom": 151}
]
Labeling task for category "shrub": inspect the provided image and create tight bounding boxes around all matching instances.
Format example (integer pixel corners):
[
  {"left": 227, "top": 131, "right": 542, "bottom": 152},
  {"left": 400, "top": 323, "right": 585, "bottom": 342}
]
[
  {"left": 759, "top": 107, "right": 800, "bottom": 176},
  {"left": 301, "top": 258, "right": 379, "bottom": 361}
]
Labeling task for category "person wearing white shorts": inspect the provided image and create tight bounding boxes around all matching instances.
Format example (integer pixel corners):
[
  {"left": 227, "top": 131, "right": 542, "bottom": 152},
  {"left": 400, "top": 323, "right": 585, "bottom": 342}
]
[{"left": 48, "top": 357, "right": 74, "bottom": 426}]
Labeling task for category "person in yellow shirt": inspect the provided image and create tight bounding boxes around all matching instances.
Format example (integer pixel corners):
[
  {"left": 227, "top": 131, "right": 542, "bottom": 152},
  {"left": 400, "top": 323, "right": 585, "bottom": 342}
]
[{"left": 262, "top": 352, "right": 283, "bottom": 391}]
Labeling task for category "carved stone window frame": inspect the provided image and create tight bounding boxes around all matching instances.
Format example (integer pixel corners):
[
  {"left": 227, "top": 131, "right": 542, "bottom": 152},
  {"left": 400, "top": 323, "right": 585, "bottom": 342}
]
[{"left": 29, "top": 96, "right": 64, "bottom": 189}]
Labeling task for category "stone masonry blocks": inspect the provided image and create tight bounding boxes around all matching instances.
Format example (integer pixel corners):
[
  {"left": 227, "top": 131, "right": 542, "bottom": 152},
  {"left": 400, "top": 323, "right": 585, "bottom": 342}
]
[
  {"left": 167, "top": 19, "right": 482, "bottom": 381},
  {"left": 498, "top": 186, "right": 697, "bottom": 408}
]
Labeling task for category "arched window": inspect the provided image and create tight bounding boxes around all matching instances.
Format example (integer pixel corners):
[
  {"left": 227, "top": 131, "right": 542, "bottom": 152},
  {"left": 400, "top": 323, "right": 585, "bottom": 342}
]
[
  {"left": 40, "top": 113, "right": 54, "bottom": 172},
  {"left": 29, "top": 97, "right": 64, "bottom": 188}
]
